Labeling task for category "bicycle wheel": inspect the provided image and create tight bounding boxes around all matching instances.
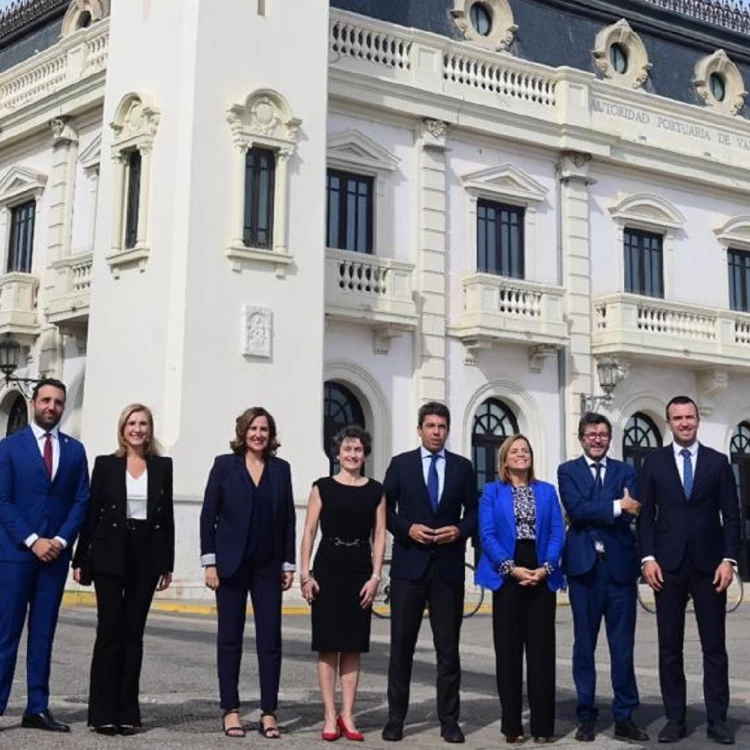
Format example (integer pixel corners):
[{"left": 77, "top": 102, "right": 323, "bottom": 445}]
[
  {"left": 637, "top": 576, "right": 657, "bottom": 615},
  {"left": 372, "top": 559, "right": 392, "bottom": 619},
  {"left": 464, "top": 562, "right": 485, "bottom": 617},
  {"left": 727, "top": 569, "right": 744, "bottom": 614}
]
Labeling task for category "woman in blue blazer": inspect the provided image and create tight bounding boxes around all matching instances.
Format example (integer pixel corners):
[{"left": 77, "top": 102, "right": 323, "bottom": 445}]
[
  {"left": 476, "top": 434, "right": 564, "bottom": 744},
  {"left": 200, "top": 407, "right": 296, "bottom": 739}
]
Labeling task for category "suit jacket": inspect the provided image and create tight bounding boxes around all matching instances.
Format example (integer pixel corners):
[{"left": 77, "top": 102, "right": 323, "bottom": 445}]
[
  {"left": 0, "top": 425, "right": 89, "bottom": 563},
  {"left": 475, "top": 479, "right": 565, "bottom": 591},
  {"left": 72, "top": 454, "right": 175, "bottom": 577},
  {"left": 558, "top": 456, "right": 640, "bottom": 584},
  {"left": 638, "top": 444, "right": 741, "bottom": 575},
  {"left": 384, "top": 447, "right": 477, "bottom": 584},
  {"left": 200, "top": 453, "right": 296, "bottom": 579}
]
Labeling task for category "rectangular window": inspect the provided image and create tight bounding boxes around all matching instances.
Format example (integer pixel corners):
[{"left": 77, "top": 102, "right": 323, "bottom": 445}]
[
  {"left": 728, "top": 248, "right": 750, "bottom": 313},
  {"left": 124, "top": 149, "right": 142, "bottom": 250},
  {"left": 624, "top": 228, "right": 664, "bottom": 298},
  {"left": 476, "top": 199, "right": 524, "bottom": 278},
  {"left": 326, "top": 169, "right": 374, "bottom": 253},
  {"left": 7, "top": 200, "right": 35, "bottom": 273},
  {"left": 243, "top": 147, "right": 276, "bottom": 248}
]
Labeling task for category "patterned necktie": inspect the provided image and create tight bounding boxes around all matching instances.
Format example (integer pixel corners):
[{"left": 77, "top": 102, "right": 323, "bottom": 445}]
[
  {"left": 681, "top": 448, "right": 693, "bottom": 500},
  {"left": 43, "top": 433, "right": 53, "bottom": 480},
  {"left": 427, "top": 453, "right": 440, "bottom": 513}
]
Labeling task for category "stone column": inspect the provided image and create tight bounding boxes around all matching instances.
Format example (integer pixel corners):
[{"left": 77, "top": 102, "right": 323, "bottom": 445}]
[
  {"left": 415, "top": 119, "right": 449, "bottom": 406},
  {"left": 558, "top": 151, "right": 595, "bottom": 457}
]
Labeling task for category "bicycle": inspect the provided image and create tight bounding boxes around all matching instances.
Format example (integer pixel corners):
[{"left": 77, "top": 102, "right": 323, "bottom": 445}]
[
  {"left": 372, "top": 558, "right": 486, "bottom": 619},
  {"left": 637, "top": 568, "right": 744, "bottom": 615}
]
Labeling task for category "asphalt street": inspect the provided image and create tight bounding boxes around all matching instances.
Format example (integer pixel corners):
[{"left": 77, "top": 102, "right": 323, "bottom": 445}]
[{"left": 1, "top": 600, "right": 750, "bottom": 749}]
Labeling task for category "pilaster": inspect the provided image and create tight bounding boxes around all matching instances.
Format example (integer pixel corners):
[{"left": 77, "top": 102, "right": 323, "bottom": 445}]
[{"left": 47, "top": 117, "right": 79, "bottom": 263}]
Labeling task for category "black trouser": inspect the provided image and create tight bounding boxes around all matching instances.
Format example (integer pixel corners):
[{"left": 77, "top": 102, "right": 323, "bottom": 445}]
[
  {"left": 655, "top": 554, "right": 728, "bottom": 725},
  {"left": 492, "top": 540, "right": 556, "bottom": 738},
  {"left": 88, "top": 521, "right": 160, "bottom": 727},
  {"left": 387, "top": 559, "right": 464, "bottom": 725}
]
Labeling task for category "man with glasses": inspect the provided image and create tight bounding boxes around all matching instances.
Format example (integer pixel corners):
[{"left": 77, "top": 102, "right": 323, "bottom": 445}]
[{"left": 558, "top": 413, "right": 647, "bottom": 743}]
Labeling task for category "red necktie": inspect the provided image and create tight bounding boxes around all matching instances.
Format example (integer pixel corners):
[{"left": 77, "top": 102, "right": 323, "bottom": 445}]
[{"left": 43, "top": 433, "right": 53, "bottom": 480}]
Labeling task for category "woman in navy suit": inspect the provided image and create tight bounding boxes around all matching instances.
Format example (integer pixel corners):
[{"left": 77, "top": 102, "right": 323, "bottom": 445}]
[
  {"left": 200, "top": 407, "right": 296, "bottom": 739},
  {"left": 476, "top": 434, "right": 564, "bottom": 744}
]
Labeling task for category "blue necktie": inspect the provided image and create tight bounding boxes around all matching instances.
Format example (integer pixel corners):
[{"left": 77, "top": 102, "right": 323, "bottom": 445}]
[
  {"left": 427, "top": 453, "right": 440, "bottom": 513},
  {"left": 681, "top": 448, "right": 693, "bottom": 500}
]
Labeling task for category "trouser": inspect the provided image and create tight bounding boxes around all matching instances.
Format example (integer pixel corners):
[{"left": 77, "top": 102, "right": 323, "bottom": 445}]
[
  {"left": 386, "top": 559, "right": 464, "bottom": 725},
  {"left": 216, "top": 559, "right": 282, "bottom": 712},
  {"left": 88, "top": 522, "right": 160, "bottom": 726}
]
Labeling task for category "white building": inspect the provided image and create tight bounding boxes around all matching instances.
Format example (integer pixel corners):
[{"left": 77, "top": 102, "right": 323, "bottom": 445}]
[{"left": 1, "top": 0, "right": 750, "bottom": 597}]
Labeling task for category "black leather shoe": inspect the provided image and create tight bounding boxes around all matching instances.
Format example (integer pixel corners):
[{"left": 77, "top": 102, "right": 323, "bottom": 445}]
[
  {"left": 658, "top": 721, "right": 687, "bottom": 743},
  {"left": 440, "top": 723, "right": 465, "bottom": 743},
  {"left": 615, "top": 718, "right": 650, "bottom": 742},
  {"left": 382, "top": 720, "right": 404, "bottom": 742},
  {"left": 707, "top": 722, "right": 735, "bottom": 745},
  {"left": 119, "top": 725, "right": 139, "bottom": 736},
  {"left": 575, "top": 720, "right": 596, "bottom": 742},
  {"left": 94, "top": 726, "right": 118, "bottom": 736},
  {"left": 21, "top": 710, "right": 70, "bottom": 733}
]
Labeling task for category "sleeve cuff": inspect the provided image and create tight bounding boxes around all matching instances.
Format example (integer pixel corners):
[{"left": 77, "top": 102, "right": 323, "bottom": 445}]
[
  {"left": 613, "top": 501, "right": 622, "bottom": 518},
  {"left": 282, "top": 562, "right": 296, "bottom": 572},
  {"left": 723, "top": 558, "right": 738, "bottom": 566},
  {"left": 24, "top": 533, "right": 39, "bottom": 548},
  {"left": 499, "top": 559, "right": 515, "bottom": 577},
  {"left": 543, "top": 562, "right": 554, "bottom": 575},
  {"left": 200, "top": 553, "right": 216, "bottom": 566},
  {"left": 641, "top": 555, "right": 656, "bottom": 565},
  {"left": 53, "top": 536, "right": 68, "bottom": 549}
]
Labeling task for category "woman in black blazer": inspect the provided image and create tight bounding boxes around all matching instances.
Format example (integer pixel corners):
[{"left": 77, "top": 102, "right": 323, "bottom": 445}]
[
  {"left": 72, "top": 403, "right": 174, "bottom": 736},
  {"left": 200, "top": 406, "right": 296, "bottom": 739}
]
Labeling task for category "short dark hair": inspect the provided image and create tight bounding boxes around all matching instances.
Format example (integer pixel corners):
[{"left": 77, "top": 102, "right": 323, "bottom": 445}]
[
  {"left": 417, "top": 401, "right": 451, "bottom": 430},
  {"left": 665, "top": 395, "right": 699, "bottom": 420},
  {"left": 331, "top": 425, "right": 372, "bottom": 458},
  {"left": 577, "top": 412, "right": 612, "bottom": 440},
  {"left": 230, "top": 406, "right": 280, "bottom": 458},
  {"left": 31, "top": 378, "right": 67, "bottom": 401}
]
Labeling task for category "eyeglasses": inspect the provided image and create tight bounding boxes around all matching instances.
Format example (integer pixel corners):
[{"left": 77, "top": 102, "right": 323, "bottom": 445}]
[{"left": 583, "top": 432, "right": 610, "bottom": 441}]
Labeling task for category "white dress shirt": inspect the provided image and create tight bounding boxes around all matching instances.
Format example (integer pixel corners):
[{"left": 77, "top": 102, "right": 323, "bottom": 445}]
[
  {"left": 24, "top": 423, "right": 67, "bottom": 550},
  {"left": 421, "top": 446, "right": 446, "bottom": 503},
  {"left": 584, "top": 455, "right": 622, "bottom": 518},
  {"left": 126, "top": 470, "right": 148, "bottom": 520}
]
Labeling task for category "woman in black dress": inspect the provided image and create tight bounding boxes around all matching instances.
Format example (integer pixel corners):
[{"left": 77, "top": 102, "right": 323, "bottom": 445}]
[{"left": 299, "top": 426, "right": 386, "bottom": 741}]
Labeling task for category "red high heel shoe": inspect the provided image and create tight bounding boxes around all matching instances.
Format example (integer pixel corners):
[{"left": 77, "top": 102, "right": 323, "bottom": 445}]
[
  {"left": 321, "top": 724, "right": 340, "bottom": 742},
  {"left": 337, "top": 716, "right": 365, "bottom": 741}
]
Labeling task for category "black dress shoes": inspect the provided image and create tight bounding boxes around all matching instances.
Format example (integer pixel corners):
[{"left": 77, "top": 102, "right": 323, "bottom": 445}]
[
  {"left": 658, "top": 721, "right": 687, "bottom": 743},
  {"left": 615, "top": 718, "right": 650, "bottom": 742},
  {"left": 94, "top": 726, "right": 118, "bottom": 736},
  {"left": 382, "top": 720, "right": 404, "bottom": 742},
  {"left": 575, "top": 720, "right": 596, "bottom": 742},
  {"left": 440, "top": 723, "right": 465, "bottom": 743},
  {"left": 707, "top": 721, "right": 735, "bottom": 745},
  {"left": 21, "top": 710, "right": 70, "bottom": 733}
]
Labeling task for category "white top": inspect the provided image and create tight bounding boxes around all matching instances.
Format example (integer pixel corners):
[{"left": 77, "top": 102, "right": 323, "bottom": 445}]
[
  {"left": 126, "top": 470, "right": 148, "bottom": 520},
  {"left": 672, "top": 441, "right": 698, "bottom": 486}
]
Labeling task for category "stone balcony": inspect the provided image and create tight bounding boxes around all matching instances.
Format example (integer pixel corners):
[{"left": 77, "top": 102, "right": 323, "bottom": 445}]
[
  {"left": 449, "top": 274, "right": 568, "bottom": 365},
  {"left": 0, "top": 272, "right": 40, "bottom": 337},
  {"left": 45, "top": 252, "right": 93, "bottom": 332},
  {"left": 592, "top": 293, "right": 750, "bottom": 370},
  {"left": 324, "top": 248, "right": 417, "bottom": 352}
]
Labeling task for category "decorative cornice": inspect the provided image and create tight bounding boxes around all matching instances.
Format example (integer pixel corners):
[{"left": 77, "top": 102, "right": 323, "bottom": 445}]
[
  {"left": 0, "top": 0, "right": 67, "bottom": 44},
  {"left": 641, "top": 0, "right": 750, "bottom": 36}
]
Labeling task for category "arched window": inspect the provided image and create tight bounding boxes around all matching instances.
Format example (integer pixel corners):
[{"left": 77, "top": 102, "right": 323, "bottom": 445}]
[
  {"left": 323, "top": 381, "right": 365, "bottom": 475},
  {"left": 622, "top": 412, "right": 662, "bottom": 475},
  {"left": 471, "top": 398, "right": 518, "bottom": 497},
  {"left": 6, "top": 393, "right": 28, "bottom": 437},
  {"left": 730, "top": 422, "right": 750, "bottom": 580}
]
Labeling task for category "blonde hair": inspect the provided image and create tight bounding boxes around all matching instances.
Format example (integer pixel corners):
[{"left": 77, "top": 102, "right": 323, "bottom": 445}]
[
  {"left": 497, "top": 433, "right": 535, "bottom": 484},
  {"left": 115, "top": 403, "right": 161, "bottom": 457}
]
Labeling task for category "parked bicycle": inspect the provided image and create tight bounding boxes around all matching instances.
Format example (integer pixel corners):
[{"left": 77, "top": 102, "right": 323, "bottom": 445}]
[
  {"left": 637, "top": 569, "right": 744, "bottom": 615},
  {"left": 372, "top": 559, "right": 486, "bottom": 619}
]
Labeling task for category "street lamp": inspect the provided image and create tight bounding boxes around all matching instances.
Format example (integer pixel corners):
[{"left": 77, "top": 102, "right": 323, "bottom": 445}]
[
  {"left": 580, "top": 357, "right": 624, "bottom": 414},
  {"left": 0, "top": 333, "right": 39, "bottom": 398}
]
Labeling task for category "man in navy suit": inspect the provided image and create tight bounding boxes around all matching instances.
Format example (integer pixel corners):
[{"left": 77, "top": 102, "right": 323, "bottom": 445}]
[
  {"left": 558, "top": 413, "right": 648, "bottom": 743},
  {"left": 381, "top": 402, "right": 476, "bottom": 744},
  {"left": 640, "top": 395, "right": 740, "bottom": 745},
  {"left": 0, "top": 378, "right": 89, "bottom": 733}
]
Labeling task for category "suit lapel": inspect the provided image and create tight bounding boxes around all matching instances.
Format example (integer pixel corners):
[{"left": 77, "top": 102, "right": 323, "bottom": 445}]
[
  {"left": 602, "top": 457, "right": 619, "bottom": 493},
  {"left": 501, "top": 483, "right": 517, "bottom": 536},
  {"left": 21, "top": 426, "right": 50, "bottom": 485},
  {"left": 235, "top": 453, "right": 255, "bottom": 498},
  {"left": 411, "top": 449, "right": 434, "bottom": 513},
  {"left": 691, "top": 445, "right": 709, "bottom": 500},
  {"left": 146, "top": 456, "right": 158, "bottom": 522},
  {"left": 52, "top": 432, "right": 71, "bottom": 487},
  {"left": 664, "top": 446, "right": 686, "bottom": 500},
  {"left": 573, "top": 456, "right": 595, "bottom": 497}
]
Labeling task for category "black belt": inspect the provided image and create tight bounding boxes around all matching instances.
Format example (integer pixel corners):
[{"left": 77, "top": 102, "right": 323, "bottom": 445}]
[{"left": 323, "top": 536, "right": 369, "bottom": 547}]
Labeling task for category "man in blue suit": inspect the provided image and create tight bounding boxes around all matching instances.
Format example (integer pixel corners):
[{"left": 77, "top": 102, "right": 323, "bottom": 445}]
[
  {"left": 0, "top": 379, "right": 89, "bottom": 733},
  {"left": 558, "top": 412, "right": 648, "bottom": 744},
  {"left": 640, "top": 396, "right": 740, "bottom": 745}
]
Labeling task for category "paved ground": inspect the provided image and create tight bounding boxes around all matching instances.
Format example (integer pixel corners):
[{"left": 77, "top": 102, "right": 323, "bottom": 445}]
[{"left": 1, "top": 600, "right": 750, "bottom": 749}]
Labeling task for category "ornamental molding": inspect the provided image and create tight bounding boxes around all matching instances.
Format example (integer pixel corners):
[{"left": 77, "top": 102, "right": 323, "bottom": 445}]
[
  {"left": 61, "top": 0, "right": 109, "bottom": 38},
  {"left": 462, "top": 163, "right": 548, "bottom": 204},
  {"left": 715, "top": 215, "right": 750, "bottom": 249},
  {"left": 327, "top": 130, "right": 400, "bottom": 173},
  {"left": 694, "top": 49, "right": 747, "bottom": 116},
  {"left": 608, "top": 192, "right": 686, "bottom": 231},
  {"left": 241, "top": 305, "right": 272, "bottom": 358},
  {"left": 0, "top": 165, "right": 47, "bottom": 204},
  {"left": 78, "top": 132, "right": 101, "bottom": 171},
  {"left": 110, "top": 92, "right": 160, "bottom": 152},
  {"left": 592, "top": 19, "right": 651, "bottom": 90},
  {"left": 226, "top": 89, "right": 301, "bottom": 152},
  {"left": 50, "top": 116, "right": 78, "bottom": 144},
  {"left": 450, "top": 0, "right": 517, "bottom": 52}
]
